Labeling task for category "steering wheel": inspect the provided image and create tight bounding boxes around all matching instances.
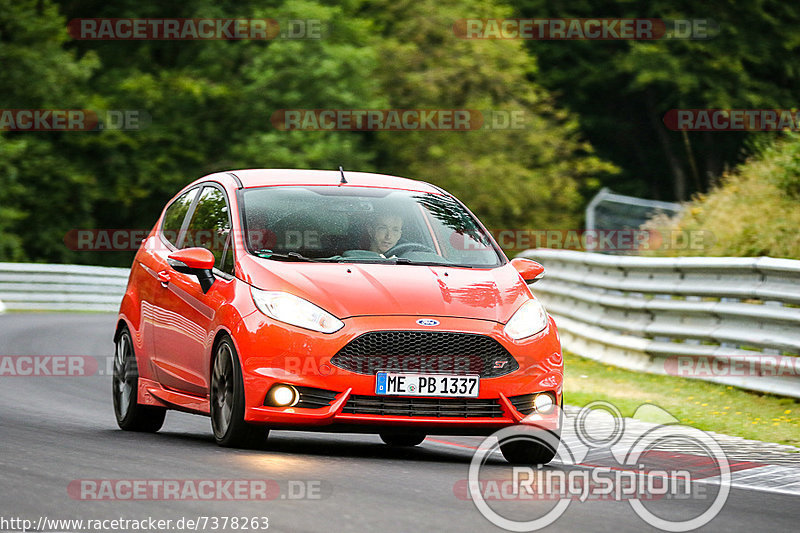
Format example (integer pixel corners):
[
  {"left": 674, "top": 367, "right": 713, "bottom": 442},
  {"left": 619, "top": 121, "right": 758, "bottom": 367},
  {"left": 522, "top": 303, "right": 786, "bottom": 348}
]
[{"left": 386, "top": 242, "right": 437, "bottom": 256}]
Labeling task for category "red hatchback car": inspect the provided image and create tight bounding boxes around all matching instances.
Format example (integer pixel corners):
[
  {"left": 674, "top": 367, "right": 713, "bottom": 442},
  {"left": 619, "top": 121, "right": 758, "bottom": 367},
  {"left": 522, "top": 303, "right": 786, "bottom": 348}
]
[{"left": 113, "top": 169, "right": 563, "bottom": 464}]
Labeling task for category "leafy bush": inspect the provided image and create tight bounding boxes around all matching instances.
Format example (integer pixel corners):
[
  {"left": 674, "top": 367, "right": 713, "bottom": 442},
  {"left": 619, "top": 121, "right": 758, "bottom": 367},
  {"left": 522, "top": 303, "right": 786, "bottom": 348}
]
[
  {"left": 759, "top": 132, "right": 800, "bottom": 200},
  {"left": 643, "top": 133, "right": 800, "bottom": 259}
]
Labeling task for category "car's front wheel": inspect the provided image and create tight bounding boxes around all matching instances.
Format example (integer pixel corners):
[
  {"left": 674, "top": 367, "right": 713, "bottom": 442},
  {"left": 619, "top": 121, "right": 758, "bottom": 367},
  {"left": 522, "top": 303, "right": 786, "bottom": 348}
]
[
  {"left": 113, "top": 326, "right": 166, "bottom": 432},
  {"left": 210, "top": 336, "right": 266, "bottom": 448},
  {"left": 379, "top": 432, "right": 426, "bottom": 446},
  {"left": 499, "top": 431, "right": 560, "bottom": 465}
]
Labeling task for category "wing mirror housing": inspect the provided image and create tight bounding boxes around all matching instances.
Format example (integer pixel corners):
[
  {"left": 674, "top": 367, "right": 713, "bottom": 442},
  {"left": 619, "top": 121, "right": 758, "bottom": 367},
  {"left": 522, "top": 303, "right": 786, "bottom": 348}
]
[
  {"left": 168, "top": 248, "right": 216, "bottom": 293},
  {"left": 510, "top": 257, "right": 545, "bottom": 283}
]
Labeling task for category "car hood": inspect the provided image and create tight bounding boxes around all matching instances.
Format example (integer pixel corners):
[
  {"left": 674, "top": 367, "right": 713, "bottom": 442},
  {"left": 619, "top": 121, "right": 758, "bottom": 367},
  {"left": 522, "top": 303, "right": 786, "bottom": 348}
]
[{"left": 239, "top": 256, "right": 533, "bottom": 323}]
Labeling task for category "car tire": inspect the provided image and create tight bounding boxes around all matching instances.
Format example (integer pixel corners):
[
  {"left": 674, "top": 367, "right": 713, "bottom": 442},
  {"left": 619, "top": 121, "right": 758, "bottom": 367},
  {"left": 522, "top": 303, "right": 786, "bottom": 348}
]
[
  {"left": 210, "top": 336, "right": 267, "bottom": 448},
  {"left": 499, "top": 430, "right": 560, "bottom": 465},
  {"left": 113, "top": 326, "right": 166, "bottom": 432},
  {"left": 379, "top": 432, "right": 426, "bottom": 446}
]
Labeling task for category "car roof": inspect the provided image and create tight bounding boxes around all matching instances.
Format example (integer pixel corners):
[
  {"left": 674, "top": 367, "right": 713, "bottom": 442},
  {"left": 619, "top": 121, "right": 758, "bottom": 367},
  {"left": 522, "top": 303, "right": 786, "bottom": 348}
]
[{"left": 206, "top": 169, "right": 445, "bottom": 194}]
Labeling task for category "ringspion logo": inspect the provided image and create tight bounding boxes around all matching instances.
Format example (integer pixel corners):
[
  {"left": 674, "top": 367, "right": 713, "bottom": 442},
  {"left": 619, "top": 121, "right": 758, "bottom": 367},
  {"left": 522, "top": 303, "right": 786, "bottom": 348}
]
[{"left": 466, "top": 402, "right": 731, "bottom": 531}]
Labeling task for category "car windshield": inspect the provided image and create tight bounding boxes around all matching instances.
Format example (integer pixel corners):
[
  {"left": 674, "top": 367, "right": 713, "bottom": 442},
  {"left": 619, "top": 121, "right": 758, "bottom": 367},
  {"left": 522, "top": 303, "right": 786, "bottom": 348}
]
[{"left": 240, "top": 186, "right": 503, "bottom": 267}]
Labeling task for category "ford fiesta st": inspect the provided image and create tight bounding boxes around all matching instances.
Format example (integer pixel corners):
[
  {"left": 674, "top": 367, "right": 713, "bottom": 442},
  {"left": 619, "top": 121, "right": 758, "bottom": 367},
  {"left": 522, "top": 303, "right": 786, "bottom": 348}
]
[{"left": 113, "top": 169, "right": 563, "bottom": 464}]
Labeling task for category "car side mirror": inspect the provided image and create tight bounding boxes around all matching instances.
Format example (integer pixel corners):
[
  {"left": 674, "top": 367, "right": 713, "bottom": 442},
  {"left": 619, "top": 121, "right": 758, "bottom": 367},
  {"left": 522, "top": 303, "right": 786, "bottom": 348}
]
[
  {"left": 168, "top": 248, "right": 216, "bottom": 293},
  {"left": 510, "top": 257, "right": 545, "bottom": 283}
]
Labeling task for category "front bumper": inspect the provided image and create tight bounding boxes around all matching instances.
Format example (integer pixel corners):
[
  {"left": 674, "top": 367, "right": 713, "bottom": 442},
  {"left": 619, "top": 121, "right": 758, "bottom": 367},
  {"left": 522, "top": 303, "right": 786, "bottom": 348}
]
[{"left": 234, "top": 313, "right": 563, "bottom": 434}]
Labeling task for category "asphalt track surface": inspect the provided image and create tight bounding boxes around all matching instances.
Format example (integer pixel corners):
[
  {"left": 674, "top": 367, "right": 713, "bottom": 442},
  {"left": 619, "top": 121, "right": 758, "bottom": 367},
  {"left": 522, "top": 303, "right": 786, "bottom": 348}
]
[{"left": 1, "top": 313, "right": 798, "bottom": 532}]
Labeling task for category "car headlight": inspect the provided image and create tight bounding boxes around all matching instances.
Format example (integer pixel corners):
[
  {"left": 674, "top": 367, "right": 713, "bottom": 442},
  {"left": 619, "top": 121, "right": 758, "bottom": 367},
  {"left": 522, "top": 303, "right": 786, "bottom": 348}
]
[
  {"left": 504, "top": 298, "right": 548, "bottom": 340},
  {"left": 251, "top": 287, "right": 344, "bottom": 334}
]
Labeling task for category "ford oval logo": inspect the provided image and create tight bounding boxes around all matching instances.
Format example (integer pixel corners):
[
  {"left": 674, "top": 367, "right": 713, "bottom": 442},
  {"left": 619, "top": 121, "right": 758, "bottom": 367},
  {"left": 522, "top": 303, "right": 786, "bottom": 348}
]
[{"left": 416, "top": 319, "right": 440, "bottom": 327}]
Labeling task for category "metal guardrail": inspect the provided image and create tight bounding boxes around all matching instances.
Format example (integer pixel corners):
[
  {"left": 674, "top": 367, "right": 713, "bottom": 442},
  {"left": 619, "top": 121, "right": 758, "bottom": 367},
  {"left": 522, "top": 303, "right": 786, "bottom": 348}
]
[
  {"left": 585, "top": 187, "right": 681, "bottom": 236},
  {"left": 2, "top": 255, "right": 799, "bottom": 398},
  {"left": 519, "top": 249, "right": 800, "bottom": 398},
  {"left": 0, "top": 263, "right": 129, "bottom": 312}
]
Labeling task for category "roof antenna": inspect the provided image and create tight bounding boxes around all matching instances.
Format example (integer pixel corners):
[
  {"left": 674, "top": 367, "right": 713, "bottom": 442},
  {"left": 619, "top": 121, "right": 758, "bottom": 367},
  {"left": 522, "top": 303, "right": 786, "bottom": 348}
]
[{"left": 338, "top": 166, "right": 348, "bottom": 185}]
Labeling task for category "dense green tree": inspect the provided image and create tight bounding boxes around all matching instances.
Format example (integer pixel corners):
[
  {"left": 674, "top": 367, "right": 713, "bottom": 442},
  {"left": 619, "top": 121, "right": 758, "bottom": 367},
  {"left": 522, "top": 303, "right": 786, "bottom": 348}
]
[
  {"left": 16, "top": 0, "right": 768, "bottom": 265},
  {"left": 2, "top": 0, "right": 382, "bottom": 265},
  {"left": 0, "top": 0, "right": 99, "bottom": 261},
  {"left": 511, "top": 0, "right": 800, "bottom": 201},
  {"left": 362, "top": 0, "right": 617, "bottom": 233},
  {"left": 58, "top": 0, "right": 381, "bottom": 264}
]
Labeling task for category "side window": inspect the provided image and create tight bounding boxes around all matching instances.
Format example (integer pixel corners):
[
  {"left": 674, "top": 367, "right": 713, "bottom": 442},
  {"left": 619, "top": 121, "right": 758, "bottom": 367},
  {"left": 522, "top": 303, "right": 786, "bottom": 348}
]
[
  {"left": 161, "top": 188, "right": 199, "bottom": 247},
  {"left": 183, "top": 186, "right": 234, "bottom": 275}
]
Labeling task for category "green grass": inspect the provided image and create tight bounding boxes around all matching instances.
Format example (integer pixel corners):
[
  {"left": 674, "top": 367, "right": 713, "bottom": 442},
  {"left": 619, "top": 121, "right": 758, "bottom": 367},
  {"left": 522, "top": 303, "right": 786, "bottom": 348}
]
[{"left": 564, "top": 352, "right": 800, "bottom": 447}]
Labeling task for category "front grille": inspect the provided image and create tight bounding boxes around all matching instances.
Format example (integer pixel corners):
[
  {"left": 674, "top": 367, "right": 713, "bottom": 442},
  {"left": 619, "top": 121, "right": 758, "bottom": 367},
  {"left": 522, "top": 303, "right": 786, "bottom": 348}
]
[
  {"left": 295, "top": 386, "right": 338, "bottom": 409},
  {"left": 342, "top": 394, "right": 504, "bottom": 418},
  {"left": 509, "top": 393, "right": 536, "bottom": 415},
  {"left": 330, "top": 331, "right": 519, "bottom": 378}
]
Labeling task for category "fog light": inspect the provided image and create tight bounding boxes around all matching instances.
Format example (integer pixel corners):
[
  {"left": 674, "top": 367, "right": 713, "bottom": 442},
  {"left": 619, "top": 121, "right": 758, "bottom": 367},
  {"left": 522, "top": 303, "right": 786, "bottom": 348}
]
[
  {"left": 267, "top": 385, "right": 298, "bottom": 407},
  {"left": 534, "top": 393, "right": 555, "bottom": 413}
]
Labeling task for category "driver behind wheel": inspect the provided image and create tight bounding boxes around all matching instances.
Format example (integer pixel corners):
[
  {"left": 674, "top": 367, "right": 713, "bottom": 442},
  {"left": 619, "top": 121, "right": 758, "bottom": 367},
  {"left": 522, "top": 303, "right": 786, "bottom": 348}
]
[{"left": 367, "top": 212, "right": 403, "bottom": 256}]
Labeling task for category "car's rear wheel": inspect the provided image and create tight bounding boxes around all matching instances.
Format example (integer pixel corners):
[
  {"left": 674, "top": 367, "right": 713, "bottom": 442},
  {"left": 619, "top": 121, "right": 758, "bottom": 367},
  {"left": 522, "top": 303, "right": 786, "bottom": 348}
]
[
  {"left": 499, "top": 431, "right": 560, "bottom": 465},
  {"left": 113, "top": 326, "right": 166, "bottom": 432},
  {"left": 210, "top": 336, "right": 266, "bottom": 448},
  {"left": 379, "top": 432, "right": 426, "bottom": 446}
]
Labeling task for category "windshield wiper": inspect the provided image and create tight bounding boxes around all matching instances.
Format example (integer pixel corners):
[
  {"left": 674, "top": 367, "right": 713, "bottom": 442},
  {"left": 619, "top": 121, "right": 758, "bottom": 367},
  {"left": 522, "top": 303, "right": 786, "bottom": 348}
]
[
  {"left": 391, "top": 258, "right": 473, "bottom": 268},
  {"left": 253, "top": 250, "right": 320, "bottom": 262},
  {"left": 301, "top": 255, "right": 477, "bottom": 268}
]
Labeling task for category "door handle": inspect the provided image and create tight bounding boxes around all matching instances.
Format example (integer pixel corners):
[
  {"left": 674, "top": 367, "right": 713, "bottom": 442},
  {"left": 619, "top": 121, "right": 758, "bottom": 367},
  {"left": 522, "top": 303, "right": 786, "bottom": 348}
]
[{"left": 157, "top": 270, "right": 170, "bottom": 287}]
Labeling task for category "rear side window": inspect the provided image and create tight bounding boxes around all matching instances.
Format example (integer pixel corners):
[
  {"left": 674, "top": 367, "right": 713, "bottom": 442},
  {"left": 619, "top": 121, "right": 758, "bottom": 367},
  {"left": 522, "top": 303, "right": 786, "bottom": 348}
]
[
  {"left": 161, "top": 188, "right": 199, "bottom": 246},
  {"left": 183, "top": 186, "right": 234, "bottom": 275}
]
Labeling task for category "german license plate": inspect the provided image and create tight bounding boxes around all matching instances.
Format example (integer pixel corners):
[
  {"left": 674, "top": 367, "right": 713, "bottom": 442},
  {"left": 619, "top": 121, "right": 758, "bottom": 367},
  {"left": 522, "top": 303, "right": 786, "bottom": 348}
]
[{"left": 375, "top": 372, "right": 479, "bottom": 397}]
